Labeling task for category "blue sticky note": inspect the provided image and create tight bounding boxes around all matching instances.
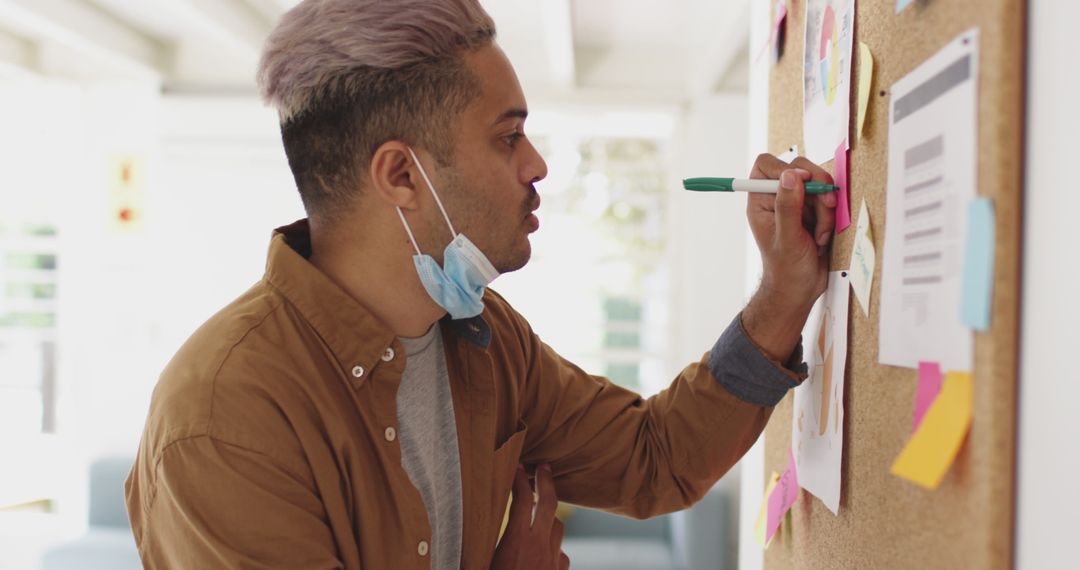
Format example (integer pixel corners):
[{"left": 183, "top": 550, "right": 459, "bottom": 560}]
[
  {"left": 896, "top": 0, "right": 916, "bottom": 13},
  {"left": 960, "top": 198, "right": 995, "bottom": 331}
]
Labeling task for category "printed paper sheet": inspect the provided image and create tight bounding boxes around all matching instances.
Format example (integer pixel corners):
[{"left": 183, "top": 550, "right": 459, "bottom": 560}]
[{"left": 792, "top": 270, "right": 850, "bottom": 514}]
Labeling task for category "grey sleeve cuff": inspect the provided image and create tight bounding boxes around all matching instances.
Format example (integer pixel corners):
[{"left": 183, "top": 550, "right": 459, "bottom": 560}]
[{"left": 707, "top": 313, "right": 808, "bottom": 407}]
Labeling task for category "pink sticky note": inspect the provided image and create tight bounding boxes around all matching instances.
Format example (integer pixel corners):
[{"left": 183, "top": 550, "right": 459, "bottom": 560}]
[
  {"left": 783, "top": 448, "right": 799, "bottom": 504},
  {"left": 758, "top": 0, "right": 789, "bottom": 63},
  {"left": 765, "top": 480, "right": 786, "bottom": 542},
  {"left": 914, "top": 361, "right": 944, "bottom": 430},
  {"left": 834, "top": 141, "right": 851, "bottom": 233},
  {"left": 773, "top": 0, "right": 788, "bottom": 41},
  {"left": 765, "top": 449, "right": 800, "bottom": 543}
]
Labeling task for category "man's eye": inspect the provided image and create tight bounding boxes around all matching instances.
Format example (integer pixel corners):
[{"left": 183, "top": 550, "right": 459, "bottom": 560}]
[{"left": 503, "top": 132, "right": 524, "bottom": 147}]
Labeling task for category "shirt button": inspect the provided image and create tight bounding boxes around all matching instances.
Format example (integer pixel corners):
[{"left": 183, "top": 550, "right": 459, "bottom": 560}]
[
  {"left": 381, "top": 348, "right": 395, "bottom": 362},
  {"left": 417, "top": 540, "right": 429, "bottom": 557},
  {"left": 351, "top": 365, "right": 365, "bottom": 378},
  {"left": 384, "top": 427, "right": 396, "bottom": 442}
]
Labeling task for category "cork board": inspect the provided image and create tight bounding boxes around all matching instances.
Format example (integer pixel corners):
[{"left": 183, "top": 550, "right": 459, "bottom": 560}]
[{"left": 763, "top": 0, "right": 1024, "bottom": 568}]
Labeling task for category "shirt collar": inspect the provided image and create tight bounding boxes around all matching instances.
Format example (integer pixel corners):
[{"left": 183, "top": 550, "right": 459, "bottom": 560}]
[
  {"left": 442, "top": 312, "right": 492, "bottom": 349},
  {"left": 263, "top": 220, "right": 491, "bottom": 375}
]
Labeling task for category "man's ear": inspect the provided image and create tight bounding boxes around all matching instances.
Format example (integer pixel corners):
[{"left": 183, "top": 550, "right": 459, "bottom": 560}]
[{"left": 369, "top": 141, "right": 422, "bottom": 211}]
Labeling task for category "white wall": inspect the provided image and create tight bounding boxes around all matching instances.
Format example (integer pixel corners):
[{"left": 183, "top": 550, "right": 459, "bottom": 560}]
[
  {"left": 737, "top": 0, "right": 772, "bottom": 567},
  {"left": 668, "top": 91, "right": 752, "bottom": 570},
  {"left": 0, "top": 84, "right": 303, "bottom": 564},
  {"left": 1016, "top": 1, "right": 1080, "bottom": 566},
  {"left": 59, "top": 84, "right": 163, "bottom": 464},
  {"left": 59, "top": 95, "right": 301, "bottom": 464},
  {"left": 0, "top": 88, "right": 301, "bottom": 531},
  {"left": 669, "top": 94, "right": 752, "bottom": 368}
]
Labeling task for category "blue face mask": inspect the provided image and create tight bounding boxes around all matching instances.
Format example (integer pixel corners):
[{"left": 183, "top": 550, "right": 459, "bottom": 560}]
[{"left": 396, "top": 147, "right": 499, "bottom": 319}]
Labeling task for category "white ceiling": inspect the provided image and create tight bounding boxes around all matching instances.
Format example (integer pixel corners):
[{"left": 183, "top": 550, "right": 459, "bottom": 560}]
[{"left": 0, "top": 0, "right": 749, "bottom": 103}]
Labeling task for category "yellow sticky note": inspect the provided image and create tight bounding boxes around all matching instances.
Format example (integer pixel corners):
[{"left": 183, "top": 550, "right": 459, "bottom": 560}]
[
  {"left": 856, "top": 43, "right": 874, "bottom": 141},
  {"left": 849, "top": 199, "right": 876, "bottom": 316},
  {"left": 754, "top": 472, "right": 781, "bottom": 547},
  {"left": 890, "top": 372, "right": 973, "bottom": 489}
]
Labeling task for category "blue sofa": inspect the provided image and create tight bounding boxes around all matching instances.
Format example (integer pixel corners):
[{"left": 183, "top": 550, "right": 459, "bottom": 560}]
[{"left": 40, "top": 457, "right": 141, "bottom": 570}]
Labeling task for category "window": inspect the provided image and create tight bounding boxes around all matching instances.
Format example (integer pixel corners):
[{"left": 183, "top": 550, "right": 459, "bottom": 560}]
[
  {"left": 498, "top": 132, "right": 672, "bottom": 395},
  {"left": 0, "top": 222, "right": 59, "bottom": 434}
]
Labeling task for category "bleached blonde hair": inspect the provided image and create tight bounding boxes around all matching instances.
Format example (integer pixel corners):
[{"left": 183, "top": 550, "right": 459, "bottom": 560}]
[{"left": 256, "top": 0, "right": 496, "bottom": 222}]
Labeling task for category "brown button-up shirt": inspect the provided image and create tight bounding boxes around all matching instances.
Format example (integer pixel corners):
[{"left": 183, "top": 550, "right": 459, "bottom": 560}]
[{"left": 125, "top": 220, "right": 803, "bottom": 569}]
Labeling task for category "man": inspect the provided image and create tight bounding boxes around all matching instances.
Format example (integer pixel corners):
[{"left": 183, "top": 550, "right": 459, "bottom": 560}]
[{"left": 124, "top": 0, "right": 837, "bottom": 568}]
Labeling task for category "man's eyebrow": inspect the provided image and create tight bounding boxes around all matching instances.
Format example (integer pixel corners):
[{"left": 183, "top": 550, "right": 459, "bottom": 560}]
[{"left": 492, "top": 108, "right": 528, "bottom": 126}]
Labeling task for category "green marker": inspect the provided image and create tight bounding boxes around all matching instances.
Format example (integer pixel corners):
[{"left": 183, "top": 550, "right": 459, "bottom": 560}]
[{"left": 683, "top": 177, "right": 838, "bottom": 195}]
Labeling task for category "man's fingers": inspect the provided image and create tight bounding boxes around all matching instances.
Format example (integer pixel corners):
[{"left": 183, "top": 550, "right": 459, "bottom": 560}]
[
  {"left": 550, "top": 518, "right": 565, "bottom": 554},
  {"left": 532, "top": 464, "right": 558, "bottom": 532},
  {"left": 789, "top": 156, "right": 834, "bottom": 187},
  {"left": 801, "top": 199, "right": 817, "bottom": 232},
  {"left": 811, "top": 195, "right": 837, "bottom": 247},
  {"left": 507, "top": 465, "right": 534, "bottom": 532},
  {"left": 789, "top": 155, "right": 839, "bottom": 246},
  {"left": 775, "top": 170, "right": 809, "bottom": 248},
  {"left": 749, "top": 153, "right": 792, "bottom": 180},
  {"left": 818, "top": 185, "right": 839, "bottom": 208}
]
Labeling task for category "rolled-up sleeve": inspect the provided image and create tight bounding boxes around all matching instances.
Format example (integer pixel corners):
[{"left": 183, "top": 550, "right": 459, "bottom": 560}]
[
  {"left": 497, "top": 291, "right": 810, "bottom": 519},
  {"left": 708, "top": 313, "right": 808, "bottom": 407}
]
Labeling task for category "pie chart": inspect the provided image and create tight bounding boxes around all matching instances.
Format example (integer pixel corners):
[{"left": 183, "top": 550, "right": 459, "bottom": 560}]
[{"left": 818, "top": 4, "right": 840, "bottom": 105}]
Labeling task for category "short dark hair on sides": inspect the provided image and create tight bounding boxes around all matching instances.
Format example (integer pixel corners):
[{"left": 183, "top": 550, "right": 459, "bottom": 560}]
[
  {"left": 278, "top": 58, "right": 482, "bottom": 222},
  {"left": 256, "top": 0, "right": 497, "bottom": 224}
]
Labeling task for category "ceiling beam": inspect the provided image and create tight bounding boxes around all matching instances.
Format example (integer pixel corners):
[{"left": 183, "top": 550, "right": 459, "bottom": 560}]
[
  {"left": 685, "top": 0, "right": 750, "bottom": 96},
  {"left": 272, "top": 0, "right": 302, "bottom": 13},
  {"left": 0, "top": 0, "right": 165, "bottom": 79},
  {"left": 0, "top": 29, "right": 38, "bottom": 80},
  {"left": 541, "top": 0, "right": 575, "bottom": 88},
  {"left": 243, "top": 0, "right": 288, "bottom": 25},
  {"left": 169, "top": 0, "right": 272, "bottom": 58},
  {"left": 92, "top": 0, "right": 272, "bottom": 63}
]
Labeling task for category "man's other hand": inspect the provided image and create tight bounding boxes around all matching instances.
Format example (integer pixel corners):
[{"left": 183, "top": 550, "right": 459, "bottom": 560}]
[
  {"left": 743, "top": 153, "right": 838, "bottom": 362},
  {"left": 491, "top": 464, "right": 569, "bottom": 570}
]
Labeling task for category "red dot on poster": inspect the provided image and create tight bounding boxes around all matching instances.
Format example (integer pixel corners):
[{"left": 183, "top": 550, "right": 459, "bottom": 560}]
[{"left": 119, "top": 208, "right": 133, "bottom": 222}]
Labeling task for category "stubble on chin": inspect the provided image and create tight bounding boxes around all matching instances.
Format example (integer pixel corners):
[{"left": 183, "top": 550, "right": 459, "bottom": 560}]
[{"left": 491, "top": 240, "right": 531, "bottom": 275}]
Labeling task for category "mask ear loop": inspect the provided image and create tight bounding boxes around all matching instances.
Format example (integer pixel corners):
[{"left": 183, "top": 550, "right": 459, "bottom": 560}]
[
  {"left": 395, "top": 207, "right": 423, "bottom": 256},
  {"left": 407, "top": 147, "right": 458, "bottom": 239}
]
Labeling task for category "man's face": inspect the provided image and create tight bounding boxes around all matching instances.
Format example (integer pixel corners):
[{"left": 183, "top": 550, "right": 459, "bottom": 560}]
[{"left": 421, "top": 43, "right": 548, "bottom": 274}]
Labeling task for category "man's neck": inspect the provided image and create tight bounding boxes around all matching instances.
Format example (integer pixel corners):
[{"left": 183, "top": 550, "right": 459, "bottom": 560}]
[{"left": 308, "top": 228, "right": 446, "bottom": 338}]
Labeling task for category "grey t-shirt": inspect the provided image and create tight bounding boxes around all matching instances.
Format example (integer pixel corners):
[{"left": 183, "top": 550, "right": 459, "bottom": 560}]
[
  {"left": 390, "top": 313, "right": 803, "bottom": 569},
  {"left": 396, "top": 325, "right": 463, "bottom": 570}
]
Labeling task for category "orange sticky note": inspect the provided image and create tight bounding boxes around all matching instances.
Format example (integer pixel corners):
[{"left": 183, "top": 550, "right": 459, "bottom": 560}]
[
  {"left": 754, "top": 472, "right": 781, "bottom": 547},
  {"left": 890, "top": 372, "right": 973, "bottom": 489}
]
